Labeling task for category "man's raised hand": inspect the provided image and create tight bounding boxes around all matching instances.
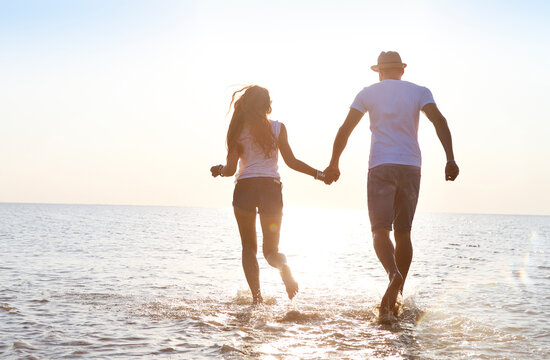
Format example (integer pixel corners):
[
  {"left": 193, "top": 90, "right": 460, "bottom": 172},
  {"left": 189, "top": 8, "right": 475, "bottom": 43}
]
[{"left": 445, "top": 161, "right": 459, "bottom": 181}]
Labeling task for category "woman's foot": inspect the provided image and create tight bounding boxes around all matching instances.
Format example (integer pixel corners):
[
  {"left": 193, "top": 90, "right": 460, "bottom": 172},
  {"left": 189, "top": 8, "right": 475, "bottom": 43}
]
[
  {"left": 280, "top": 264, "right": 299, "bottom": 300},
  {"left": 252, "top": 295, "right": 263, "bottom": 305}
]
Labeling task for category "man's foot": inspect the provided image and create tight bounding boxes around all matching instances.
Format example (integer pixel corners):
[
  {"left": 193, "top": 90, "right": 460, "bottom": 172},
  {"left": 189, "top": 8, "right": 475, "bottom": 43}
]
[
  {"left": 393, "top": 296, "right": 403, "bottom": 317},
  {"left": 380, "top": 272, "right": 403, "bottom": 317},
  {"left": 280, "top": 265, "right": 299, "bottom": 300},
  {"left": 378, "top": 309, "right": 397, "bottom": 325}
]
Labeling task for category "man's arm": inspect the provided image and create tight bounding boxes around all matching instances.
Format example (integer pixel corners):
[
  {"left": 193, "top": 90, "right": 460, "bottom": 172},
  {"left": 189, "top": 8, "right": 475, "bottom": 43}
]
[
  {"left": 422, "top": 103, "right": 459, "bottom": 181},
  {"left": 324, "top": 108, "right": 364, "bottom": 181}
]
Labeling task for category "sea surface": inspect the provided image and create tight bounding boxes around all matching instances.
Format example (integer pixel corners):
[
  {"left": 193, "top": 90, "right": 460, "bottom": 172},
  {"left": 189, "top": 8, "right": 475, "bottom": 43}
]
[{"left": 0, "top": 203, "right": 549, "bottom": 359}]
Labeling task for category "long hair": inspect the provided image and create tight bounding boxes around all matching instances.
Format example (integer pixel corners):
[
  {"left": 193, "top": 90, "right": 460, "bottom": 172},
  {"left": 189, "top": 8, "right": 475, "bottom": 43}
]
[{"left": 226, "top": 85, "right": 277, "bottom": 158}]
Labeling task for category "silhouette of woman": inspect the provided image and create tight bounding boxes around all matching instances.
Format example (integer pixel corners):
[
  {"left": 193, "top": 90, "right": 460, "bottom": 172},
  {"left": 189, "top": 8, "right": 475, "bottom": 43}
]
[{"left": 211, "top": 85, "right": 330, "bottom": 304}]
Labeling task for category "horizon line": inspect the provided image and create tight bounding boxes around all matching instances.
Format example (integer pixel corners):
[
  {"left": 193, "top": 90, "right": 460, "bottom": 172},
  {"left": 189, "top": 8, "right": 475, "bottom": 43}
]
[{"left": 0, "top": 201, "right": 548, "bottom": 217}]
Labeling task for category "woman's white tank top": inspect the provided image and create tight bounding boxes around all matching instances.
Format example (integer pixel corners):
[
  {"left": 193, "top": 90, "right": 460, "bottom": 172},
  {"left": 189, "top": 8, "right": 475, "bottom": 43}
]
[{"left": 235, "top": 120, "right": 281, "bottom": 181}]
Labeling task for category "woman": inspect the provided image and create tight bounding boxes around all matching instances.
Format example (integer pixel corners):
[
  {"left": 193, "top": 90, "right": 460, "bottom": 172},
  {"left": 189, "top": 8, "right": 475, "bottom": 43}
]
[{"left": 210, "top": 85, "right": 330, "bottom": 304}]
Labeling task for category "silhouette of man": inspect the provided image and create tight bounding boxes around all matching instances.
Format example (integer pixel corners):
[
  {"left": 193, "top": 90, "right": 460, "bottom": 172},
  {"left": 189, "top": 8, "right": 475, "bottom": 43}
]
[{"left": 324, "top": 51, "right": 459, "bottom": 317}]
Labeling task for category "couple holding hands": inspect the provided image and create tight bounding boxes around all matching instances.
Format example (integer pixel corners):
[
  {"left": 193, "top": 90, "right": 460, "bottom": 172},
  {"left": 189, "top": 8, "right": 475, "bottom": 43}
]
[{"left": 210, "top": 51, "right": 459, "bottom": 317}]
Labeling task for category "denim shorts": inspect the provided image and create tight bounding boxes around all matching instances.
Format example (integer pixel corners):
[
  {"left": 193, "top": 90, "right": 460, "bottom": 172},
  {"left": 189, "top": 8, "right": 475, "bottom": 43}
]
[
  {"left": 367, "top": 164, "right": 421, "bottom": 232},
  {"left": 233, "top": 177, "right": 283, "bottom": 216}
]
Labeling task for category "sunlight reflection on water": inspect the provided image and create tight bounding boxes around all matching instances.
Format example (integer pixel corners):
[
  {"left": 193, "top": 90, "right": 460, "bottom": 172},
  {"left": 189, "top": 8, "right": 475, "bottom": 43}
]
[{"left": 0, "top": 204, "right": 549, "bottom": 359}]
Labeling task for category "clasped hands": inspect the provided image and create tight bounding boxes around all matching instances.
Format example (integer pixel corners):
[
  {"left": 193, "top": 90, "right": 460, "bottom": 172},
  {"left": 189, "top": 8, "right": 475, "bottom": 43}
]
[{"left": 321, "top": 165, "right": 340, "bottom": 185}]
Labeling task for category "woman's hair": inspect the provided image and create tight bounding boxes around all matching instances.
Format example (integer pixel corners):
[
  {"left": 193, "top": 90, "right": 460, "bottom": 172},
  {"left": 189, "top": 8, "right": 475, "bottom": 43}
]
[{"left": 226, "top": 85, "right": 277, "bottom": 158}]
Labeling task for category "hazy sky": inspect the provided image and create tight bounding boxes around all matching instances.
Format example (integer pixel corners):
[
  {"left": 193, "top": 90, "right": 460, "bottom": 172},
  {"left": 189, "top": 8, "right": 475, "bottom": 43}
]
[{"left": 1, "top": 0, "right": 549, "bottom": 215}]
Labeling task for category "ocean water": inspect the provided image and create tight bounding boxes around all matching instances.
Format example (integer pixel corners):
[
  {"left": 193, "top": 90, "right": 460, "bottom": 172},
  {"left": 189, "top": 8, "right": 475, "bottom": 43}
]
[{"left": 0, "top": 203, "right": 549, "bottom": 359}]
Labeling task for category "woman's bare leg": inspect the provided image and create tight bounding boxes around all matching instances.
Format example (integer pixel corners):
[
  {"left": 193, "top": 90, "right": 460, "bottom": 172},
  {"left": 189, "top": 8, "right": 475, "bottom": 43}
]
[
  {"left": 234, "top": 208, "right": 262, "bottom": 304},
  {"left": 260, "top": 214, "right": 298, "bottom": 299}
]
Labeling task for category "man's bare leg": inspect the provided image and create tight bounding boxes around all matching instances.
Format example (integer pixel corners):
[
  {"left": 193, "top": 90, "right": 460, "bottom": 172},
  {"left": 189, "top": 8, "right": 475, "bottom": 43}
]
[
  {"left": 373, "top": 229, "right": 403, "bottom": 316},
  {"left": 395, "top": 231, "right": 413, "bottom": 295},
  {"left": 260, "top": 214, "right": 298, "bottom": 300},
  {"left": 234, "top": 208, "right": 263, "bottom": 304}
]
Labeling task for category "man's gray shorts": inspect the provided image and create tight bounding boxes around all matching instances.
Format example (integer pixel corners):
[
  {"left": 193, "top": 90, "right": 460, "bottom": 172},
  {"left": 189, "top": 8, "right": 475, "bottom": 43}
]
[{"left": 367, "top": 164, "right": 421, "bottom": 232}]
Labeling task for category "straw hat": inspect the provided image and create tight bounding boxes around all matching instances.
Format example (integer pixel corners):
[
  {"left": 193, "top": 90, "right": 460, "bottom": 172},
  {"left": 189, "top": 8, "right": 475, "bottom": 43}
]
[{"left": 371, "top": 51, "right": 407, "bottom": 72}]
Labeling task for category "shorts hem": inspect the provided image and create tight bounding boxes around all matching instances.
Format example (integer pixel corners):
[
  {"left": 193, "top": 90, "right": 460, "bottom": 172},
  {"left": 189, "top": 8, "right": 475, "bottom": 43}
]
[
  {"left": 371, "top": 226, "right": 393, "bottom": 232},
  {"left": 232, "top": 205, "right": 282, "bottom": 217},
  {"left": 258, "top": 211, "right": 283, "bottom": 217},
  {"left": 232, "top": 204, "right": 256, "bottom": 214}
]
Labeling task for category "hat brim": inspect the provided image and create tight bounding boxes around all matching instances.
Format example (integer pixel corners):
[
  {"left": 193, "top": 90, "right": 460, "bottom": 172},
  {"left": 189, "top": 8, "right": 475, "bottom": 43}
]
[{"left": 371, "top": 63, "right": 407, "bottom": 72}]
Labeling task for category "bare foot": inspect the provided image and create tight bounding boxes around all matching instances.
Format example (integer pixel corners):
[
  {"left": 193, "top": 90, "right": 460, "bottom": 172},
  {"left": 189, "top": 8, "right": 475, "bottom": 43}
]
[
  {"left": 280, "top": 264, "right": 299, "bottom": 300},
  {"left": 380, "top": 272, "right": 403, "bottom": 317},
  {"left": 252, "top": 295, "right": 263, "bottom": 305},
  {"left": 378, "top": 309, "right": 397, "bottom": 325},
  {"left": 392, "top": 295, "right": 404, "bottom": 317}
]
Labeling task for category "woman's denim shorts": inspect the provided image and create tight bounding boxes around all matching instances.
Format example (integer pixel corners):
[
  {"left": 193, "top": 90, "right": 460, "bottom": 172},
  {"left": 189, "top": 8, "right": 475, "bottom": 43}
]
[{"left": 233, "top": 177, "right": 283, "bottom": 216}]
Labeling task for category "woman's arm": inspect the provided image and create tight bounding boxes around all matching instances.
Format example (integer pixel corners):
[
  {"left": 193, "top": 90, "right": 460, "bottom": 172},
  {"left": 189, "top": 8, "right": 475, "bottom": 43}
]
[
  {"left": 210, "top": 147, "right": 239, "bottom": 178},
  {"left": 278, "top": 123, "right": 326, "bottom": 181}
]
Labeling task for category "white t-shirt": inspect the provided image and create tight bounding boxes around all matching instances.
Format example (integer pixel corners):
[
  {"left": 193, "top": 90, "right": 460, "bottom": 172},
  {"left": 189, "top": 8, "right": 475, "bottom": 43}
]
[
  {"left": 235, "top": 120, "right": 281, "bottom": 181},
  {"left": 350, "top": 80, "right": 435, "bottom": 169}
]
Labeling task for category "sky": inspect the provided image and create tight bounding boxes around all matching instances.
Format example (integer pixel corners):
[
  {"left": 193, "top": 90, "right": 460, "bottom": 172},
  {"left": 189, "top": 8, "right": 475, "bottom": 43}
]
[{"left": 1, "top": 0, "right": 549, "bottom": 215}]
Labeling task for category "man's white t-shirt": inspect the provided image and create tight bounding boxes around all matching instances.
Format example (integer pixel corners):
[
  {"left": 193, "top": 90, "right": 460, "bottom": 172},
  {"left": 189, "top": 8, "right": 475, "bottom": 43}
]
[{"left": 350, "top": 80, "right": 435, "bottom": 169}]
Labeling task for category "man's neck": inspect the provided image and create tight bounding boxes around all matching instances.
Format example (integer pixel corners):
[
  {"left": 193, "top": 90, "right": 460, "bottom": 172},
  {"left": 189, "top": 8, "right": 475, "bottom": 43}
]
[{"left": 380, "top": 76, "right": 402, "bottom": 81}]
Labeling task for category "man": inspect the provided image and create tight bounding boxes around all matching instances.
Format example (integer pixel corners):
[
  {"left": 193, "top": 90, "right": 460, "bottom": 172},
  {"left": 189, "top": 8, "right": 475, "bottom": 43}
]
[{"left": 324, "top": 51, "right": 459, "bottom": 318}]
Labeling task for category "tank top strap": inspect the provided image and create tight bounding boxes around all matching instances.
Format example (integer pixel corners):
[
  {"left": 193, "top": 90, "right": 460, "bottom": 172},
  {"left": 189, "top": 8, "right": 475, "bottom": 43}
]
[{"left": 270, "top": 120, "right": 282, "bottom": 139}]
